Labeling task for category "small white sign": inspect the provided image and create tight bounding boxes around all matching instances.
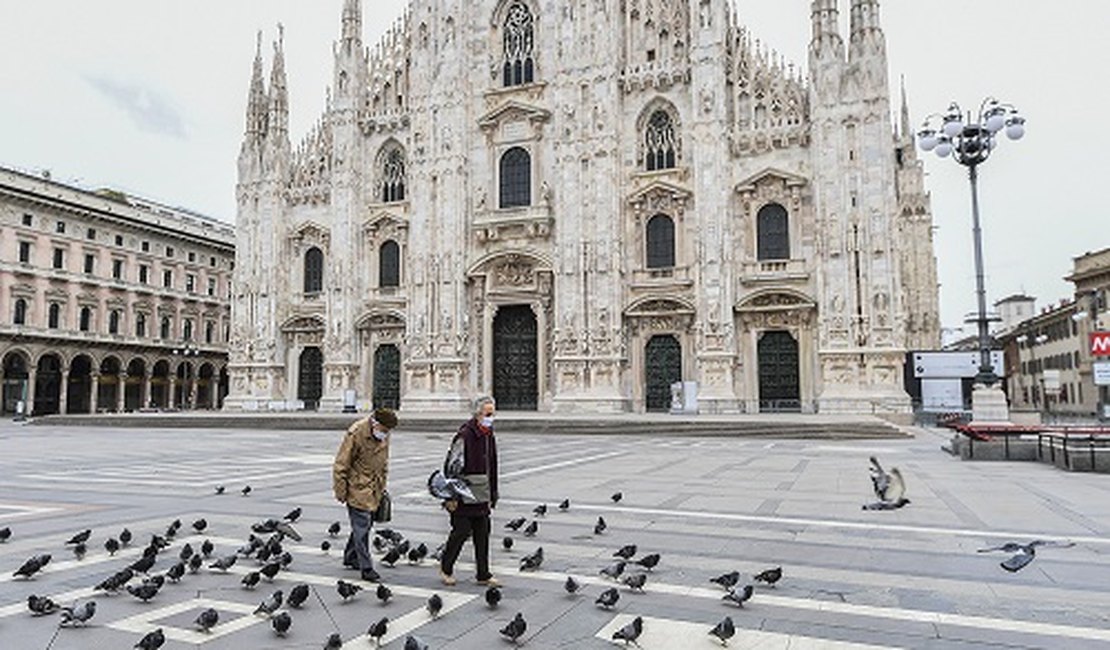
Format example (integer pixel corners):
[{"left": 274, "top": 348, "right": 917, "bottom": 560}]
[
  {"left": 1042, "top": 369, "right": 1062, "bottom": 392},
  {"left": 1094, "top": 362, "right": 1110, "bottom": 386},
  {"left": 921, "top": 378, "right": 964, "bottom": 412},
  {"left": 912, "top": 351, "right": 1005, "bottom": 379}
]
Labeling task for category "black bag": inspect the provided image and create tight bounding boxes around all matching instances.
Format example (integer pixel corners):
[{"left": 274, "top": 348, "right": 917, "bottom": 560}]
[{"left": 372, "top": 490, "right": 392, "bottom": 523}]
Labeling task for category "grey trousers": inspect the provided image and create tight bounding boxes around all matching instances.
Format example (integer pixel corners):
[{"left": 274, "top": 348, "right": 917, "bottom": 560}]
[{"left": 343, "top": 505, "right": 375, "bottom": 571}]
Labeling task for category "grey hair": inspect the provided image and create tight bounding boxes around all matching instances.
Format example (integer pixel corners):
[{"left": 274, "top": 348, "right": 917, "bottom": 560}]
[{"left": 473, "top": 395, "right": 496, "bottom": 415}]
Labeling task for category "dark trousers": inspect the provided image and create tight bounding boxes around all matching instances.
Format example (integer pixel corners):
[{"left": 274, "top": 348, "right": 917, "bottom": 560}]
[
  {"left": 440, "top": 511, "right": 492, "bottom": 580},
  {"left": 343, "top": 505, "right": 375, "bottom": 571}
]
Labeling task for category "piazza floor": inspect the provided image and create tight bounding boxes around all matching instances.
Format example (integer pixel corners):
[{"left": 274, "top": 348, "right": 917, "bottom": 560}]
[{"left": 1, "top": 420, "right": 1110, "bottom": 649}]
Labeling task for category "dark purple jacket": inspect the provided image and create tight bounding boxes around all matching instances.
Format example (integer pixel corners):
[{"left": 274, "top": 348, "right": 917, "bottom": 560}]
[{"left": 450, "top": 417, "right": 499, "bottom": 516}]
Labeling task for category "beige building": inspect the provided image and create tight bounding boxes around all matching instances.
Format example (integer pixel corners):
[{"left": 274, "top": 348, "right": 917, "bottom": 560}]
[
  {"left": 0, "top": 166, "right": 234, "bottom": 415},
  {"left": 1067, "top": 247, "right": 1110, "bottom": 416}
]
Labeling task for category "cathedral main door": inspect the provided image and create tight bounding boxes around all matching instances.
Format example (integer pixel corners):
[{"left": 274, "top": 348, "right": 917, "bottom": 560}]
[
  {"left": 758, "top": 330, "right": 800, "bottom": 412},
  {"left": 298, "top": 346, "right": 323, "bottom": 411},
  {"left": 493, "top": 305, "right": 538, "bottom": 411},
  {"left": 644, "top": 335, "right": 682, "bottom": 412},
  {"left": 372, "top": 344, "right": 401, "bottom": 409}
]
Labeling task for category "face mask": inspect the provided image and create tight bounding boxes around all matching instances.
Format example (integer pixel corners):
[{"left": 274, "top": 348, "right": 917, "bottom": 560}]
[
  {"left": 373, "top": 428, "right": 389, "bottom": 441},
  {"left": 480, "top": 416, "right": 494, "bottom": 429}
]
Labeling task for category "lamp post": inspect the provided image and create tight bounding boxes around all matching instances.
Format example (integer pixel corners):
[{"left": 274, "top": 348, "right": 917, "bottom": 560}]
[
  {"left": 918, "top": 98, "right": 1026, "bottom": 387},
  {"left": 171, "top": 341, "right": 200, "bottom": 410}
]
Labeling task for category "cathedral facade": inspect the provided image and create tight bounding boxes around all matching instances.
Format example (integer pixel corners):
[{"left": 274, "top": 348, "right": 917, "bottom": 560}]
[{"left": 226, "top": 0, "right": 940, "bottom": 414}]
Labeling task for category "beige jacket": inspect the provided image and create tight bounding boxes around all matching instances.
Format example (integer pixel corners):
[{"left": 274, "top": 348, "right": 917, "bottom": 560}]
[{"left": 332, "top": 417, "right": 390, "bottom": 512}]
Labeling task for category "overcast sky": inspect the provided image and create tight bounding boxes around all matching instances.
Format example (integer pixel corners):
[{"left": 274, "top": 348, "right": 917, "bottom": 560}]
[{"left": 2, "top": 1, "right": 1107, "bottom": 332}]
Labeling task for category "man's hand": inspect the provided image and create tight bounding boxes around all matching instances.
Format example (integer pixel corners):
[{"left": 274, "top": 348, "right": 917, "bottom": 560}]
[{"left": 444, "top": 499, "right": 458, "bottom": 513}]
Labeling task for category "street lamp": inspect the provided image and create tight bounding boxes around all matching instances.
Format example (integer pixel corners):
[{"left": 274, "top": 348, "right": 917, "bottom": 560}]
[
  {"left": 171, "top": 342, "right": 200, "bottom": 409},
  {"left": 918, "top": 98, "right": 1026, "bottom": 387}
]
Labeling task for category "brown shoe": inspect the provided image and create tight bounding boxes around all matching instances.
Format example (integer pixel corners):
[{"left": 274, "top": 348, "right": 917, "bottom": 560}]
[
  {"left": 440, "top": 571, "right": 457, "bottom": 586},
  {"left": 476, "top": 576, "right": 500, "bottom": 587}
]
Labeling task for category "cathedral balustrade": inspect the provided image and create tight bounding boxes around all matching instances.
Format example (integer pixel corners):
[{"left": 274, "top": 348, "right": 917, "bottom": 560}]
[
  {"left": 628, "top": 265, "right": 695, "bottom": 291},
  {"left": 738, "top": 259, "right": 810, "bottom": 286},
  {"left": 620, "top": 63, "right": 691, "bottom": 94},
  {"left": 472, "top": 205, "right": 553, "bottom": 243}
]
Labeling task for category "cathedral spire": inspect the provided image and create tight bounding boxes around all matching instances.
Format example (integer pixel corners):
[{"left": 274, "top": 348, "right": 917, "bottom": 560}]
[
  {"left": 899, "top": 75, "right": 912, "bottom": 139},
  {"left": 268, "top": 24, "right": 289, "bottom": 139},
  {"left": 245, "top": 31, "right": 268, "bottom": 139},
  {"left": 809, "top": 0, "right": 844, "bottom": 58},
  {"left": 850, "top": 0, "right": 883, "bottom": 39},
  {"left": 341, "top": 0, "right": 363, "bottom": 53}
]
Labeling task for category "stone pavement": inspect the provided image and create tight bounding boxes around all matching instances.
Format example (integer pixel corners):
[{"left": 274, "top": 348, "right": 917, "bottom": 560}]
[{"left": 1, "top": 420, "right": 1110, "bottom": 649}]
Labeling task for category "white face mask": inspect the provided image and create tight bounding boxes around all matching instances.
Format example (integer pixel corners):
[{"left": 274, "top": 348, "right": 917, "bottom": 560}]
[
  {"left": 373, "top": 428, "right": 389, "bottom": 441},
  {"left": 480, "top": 416, "right": 495, "bottom": 429}
]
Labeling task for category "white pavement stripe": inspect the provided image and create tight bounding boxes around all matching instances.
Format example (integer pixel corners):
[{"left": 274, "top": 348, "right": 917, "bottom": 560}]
[
  {"left": 595, "top": 614, "right": 901, "bottom": 649},
  {"left": 107, "top": 597, "right": 261, "bottom": 642},
  {"left": 339, "top": 592, "right": 474, "bottom": 649},
  {"left": 0, "top": 504, "right": 64, "bottom": 521},
  {"left": 0, "top": 587, "right": 95, "bottom": 618},
  {"left": 502, "top": 500, "right": 1110, "bottom": 547},
  {"left": 0, "top": 545, "right": 147, "bottom": 585},
  {"left": 399, "top": 451, "right": 622, "bottom": 498}
]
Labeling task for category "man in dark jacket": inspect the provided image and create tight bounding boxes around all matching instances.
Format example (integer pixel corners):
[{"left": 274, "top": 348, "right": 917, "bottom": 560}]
[{"left": 439, "top": 396, "right": 499, "bottom": 586}]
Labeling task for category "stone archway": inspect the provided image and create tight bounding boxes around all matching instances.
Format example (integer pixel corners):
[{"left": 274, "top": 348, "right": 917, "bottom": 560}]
[
  {"left": 372, "top": 344, "right": 401, "bottom": 409},
  {"left": 757, "top": 330, "right": 801, "bottom": 412},
  {"left": 151, "top": 360, "right": 171, "bottom": 409},
  {"left": 492, "top": 305, "right": 539, "bottom": 411},
  {"left": 2, "top": 351, "right": 30, "bottom": 415},
  {"left": 98, "top": 357, "right": 122, "bottom": 413},
  {"left": 66, "top": 355, "right": 94, "bottom": 414},
  {"left": 217, "top": 366, "right": 229, "bottom": 409},
  {"left": 624, "top": 297, "right": 696, "bottom": 413},
  {"left": 197, "top": 363, "right": 215, "bottom": 409},
  {"left": 298, "top": 347, "right": 323, "bottom": 411},
  {"left": 125, "top": 358, "right": 146, "bottom": 412},
  {"left": 34, "top": 354, "right": 62, "bottom": 415},
  {"left": 644, "top": 334, "right": 682, "bottom": 412},
  {"left": 735, "top": 290, "right": 817, "bottom": 414}
]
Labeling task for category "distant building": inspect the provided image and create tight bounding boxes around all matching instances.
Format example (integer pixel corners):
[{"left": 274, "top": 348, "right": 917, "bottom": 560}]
[
  {"left": 1066, "top": 247, "right": 1110, "bottom": 415},
  {"left": 993, "top": 294, "right": 1036, "bottom": 335},
  {"left": 0, "top": 166, "right": 234, "bottom": 415}
]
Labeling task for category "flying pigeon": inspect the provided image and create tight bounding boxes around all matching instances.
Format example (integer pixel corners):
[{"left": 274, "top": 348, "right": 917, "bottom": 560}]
[
  {"left": 195, "top": 607, "right": 219, "bottom": 632},
  {"left": 27, "top": 595, "right": 60, "bottom": 616},
  {"left": 978, "top": 540, "right": 1076, "bottom": 572},
  {"left": 287, "top": 583, "right": 310, "bottom": 608},
  {"left": 754, "top": 566, "right": 782, "bottom": 587},
  {"left": 564, "top": 576, "right": 582, "bottom": 595},
  {"left": 595, "top": 587, "right": 620, "bottom": 609},
  {"left": 722, "top": 584, "right": 754, "bottom": 608},
  {"left": 600, "top": 560, "right": 627, "bottom": 580},
  {"left": 60, "top": 601, "right": 97, "bottom": 626},
  {"left": 134, "top": 627, "right": 165, "bottom": 650},
  {"left": 613, "top": 544, "right": 637, "bottom": 560},
  {"left": 708, "top": 616, "right": 736, "bottom": 646},
  {"left": 519, "top": 547, "right": 544, "bottom": 571},
  {"left": 271, "top": 611, "right": 292, "bottom": 636},
  {"left": 500, "top": 612, "right": 527, "bottom": 644},
  {"left": 612, "top": 616, "right": 644, "bottom": 646},
  {"left": 376, "top": 583, "right": 393, "bottom": 604},
  {"left": 505, "top": 517, "right": 526, "bottom": 531},
  {"left": 368, "top": 617, "right": 389, "bottom": 646},
  {"left": 863, "top": 456, "right": 910, "bottom": 510},
  {"left": 254, "top": 590, "right": 284, "bottom": 616},
  {"left": 594, "top": 516, "right": 607, "bottom": 535},
  {"left": 711, "top": 571, "right": 740, "bottom": 590},
  {"left": 503, "top": 536, "right": 514, "bottom": 550},
  {"left": 426, "top": 593, "right": 443, "bottom": 618},
  {"left": 337, "top": 579, "right": 362, "bottom": 601},
  {"left": 66, "top": 529, "right": 92, "bottom": 545},
  {"left": 485, "top": 585, "right": 502, "bottom": 608}
]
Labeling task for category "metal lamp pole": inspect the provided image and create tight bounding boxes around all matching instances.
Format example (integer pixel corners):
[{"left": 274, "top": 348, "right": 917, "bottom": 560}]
[{"left": 918, "top": 99, "right": 1026, "bottom": 386}]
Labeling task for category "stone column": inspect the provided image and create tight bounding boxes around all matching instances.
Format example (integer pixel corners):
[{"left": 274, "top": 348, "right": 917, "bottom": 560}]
[
  {"left": 25, "top": 368, "right": 36, "bottom": 415},
  {"left": 143, "top": 372, "right": 152, "bottom": 409},
  {"left": 90, "top": 373, "right": 100, "bottom": 413},
  {"left": 117, "top": 373, "right": 128, "bottom": 412},
  {"left": 168, "top": 378, "right": 177, "bottom": 409},
  {"left": 187, "top": 378, "right": 198, "bottom": 410},
  {"left": 59, "top": 369, "right": 70, "bottom": 414}
]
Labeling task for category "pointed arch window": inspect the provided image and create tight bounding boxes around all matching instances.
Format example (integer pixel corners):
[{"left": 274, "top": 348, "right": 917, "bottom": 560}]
[
  {"left": 79, "top": 306, "right": 92, "bottom": 332},
  {"left": 381, "top": 148, "right": 406, "bottom": 203},
  {"left": 379, "top": 240, "right": 400, "bottom": 288},
  {"left": 499, "top": 147, "right": 531, "bottom": 208},
  {"left": 646, "top": 214, "right": 676, "bottom": 269},
  {"left": 304, "top": 247, "right": 324, "bottom": 294},
  {"left": 502, "top": 2, "right": 535, "bottom": 87},
  {"left": 48, "top": 303, "right": 61, "bottom": 329},
  {"left": 645, "top": 110, "right": 677, "bottom": 171},
  {"left": 13, "top": 298, "right": 27, "bottom": 325},
  {"left": 757, "top": 203, "right": 790, "bottom": 261}
]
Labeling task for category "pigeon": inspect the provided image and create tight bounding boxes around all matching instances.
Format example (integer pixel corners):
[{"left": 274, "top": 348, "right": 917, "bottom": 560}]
[
  {"left": 502, "top": 536, "right": 514, "bottom": 550},
  {"left": 430, "top": 543, "right": 446, "bottom": 562},
  {"left": 287, "top": 583, "right": 310, "bottom": 608},
  {"left": 120, "top": 528, "right": 133, "bottom": 546},
  {"left": 209, "top": 555, "right": 237, "bottom": 572},
  {"left": 0, "top": 526, "right": 10, "bottom": 542},
  {"left": 558, "top": 499, "right": 570, "bottom": 511},
  {"left": 600, "top": 561, "right": 627, "bottom": 580},
  {"left": 505, "top": 517, "right": 526, "bottom": 531},
  {"left": 201, "top": 539, "right": 214, "bottom": 557},
  {"left": 623, "top": 572, "right": 647, "bottom": 591},
  {"left": 754, "top": 566, "right": 782, "bottom": 587},
  {"left": 636, "top": 553, "right": 661, "bottom": 571},
  {"left": 596, "top": 587, "right": 620, "bottom": 609},
  {"left": 134, "top": 627, "right": 165, "bottom": 650},
  {"left": 533, "top": 504, "right": 548, "bottom": 517},
  {"left": 260, "top": 561, "right": 283, "bottom": 581},
  {"left": 408, "top": 543, "right": 428, "bottom": 564},
  {"left": 594, "top": 516, "right": 607, "bottom": 535},
  {"left": 427, "top": 593, "right": 443, "bottom": 618},
  {"left": 523, "top": 521, "right": 539, "bottom": 537},
  {"left": 192, "top": 519, "right": 207, "bottom": 533},
  {"left": 376, "top": 528, "right": 405, "bottom": 545},
  {"left": 272, "top": 611, "right": 292, "bottom": 636},
  {"left": 404, "top": 636, "right": 429, "bottom": 650},
  {"left": 27, "top": 594, "right": 60, "bottom": 616},
  {"left": 709, "top": 616, "right": 736, "bottom": 646},
  {"left": 338, "top": 579, "right": 362, "bottom": 601},
  {"left": 66, "top": 529, "right": 92, "bottom": 545},
  {"left": 368, "top": 617, "right": 389, "bottom": 646},
  {"left": 188, "top": 554, "right": 203, "bottom": 574},
  {"left": 127, "top": 581, "right": 161, "bottom": 602},
  {"left": 60, "top": 601, "right": 97, "bottom": 626},
  {"left": 381, "top": 547, "right": 402, "bottom": 567},
  {"left": 710, "top": 571, "right": 740, "bottom": 590},
  {"left": 215, "top": 485, "right": 225, "bottom": 495},
  {"left": 94, "top": 567, "right": 134, "bottom": 593},
  {"left": 614, "top": 544, "right": 637, "bottom": 560},
  {"left": 129, "top": 553, "right": 156, "bottom": 575},
  {"left": 520, "top": 547, "right": 544, "bottom": 571},
  {"left": 500, "top": 612, "right": 528, "bottom": 644},
  {"left": 978, "top": 540, "right": 1076, "bottom": 572},
  {"left": 195, "top": 607, "right": 219, "bottom": 632},
  {"left": 144, "top": 574, "right": 166, "bottom": 590},
  {"left": 165, "top": 525, "right": 177, "bottom": 540},
  {"left": 564, "top": 576, "right": 582, "bottom": 595},
  {"left": 179, "top": 543, "right": 194, "bottom": 562},
  {"left": 612, "top": 616, "right": 644, "bottom": 646},
  {"left": 863, "top": 456, "right": 911, "bottom": 510},
  {"left": 321, "top": 540, "right": 332, "bottom": 552},
  {"left": 611, "top": 492, "right": 623, "bottom": 503},
  {"left": 485, "top": 585, "right": 502, "bottom": 608},
  {"left": 242, "top": 571, "right": 261, "bottom": 589},
  {"left": 376, "top": 583, "right": 393, "bottom": 604},
  {"left": 722, "top": 584, "right": 754, "bottom": 607},
  {"left": 326, "top": 632, "right": 344, "bottom": 650},
  {"left": 328, "top": 521, "right": 341, "bottom": 537},
  {"left": 13, "top": 554, "right": 51, "bottom": 579},
  {"left": 165, "top": 561, "right": 186, "bottom": 583},
  {"left": 284, "top": 507, "right": 302, "bottom": 523},
  {"left": 241, "top": 485, "right": 252, "bottom": 496},
  {"left": 105, "top": 537, "right": 120, "bottom": 555},
  {"left": 73, "top": 542, "right": 87, "bottom": 560},
  {"left": 254, "top": 590, "right": 284, "bottom": 616}
]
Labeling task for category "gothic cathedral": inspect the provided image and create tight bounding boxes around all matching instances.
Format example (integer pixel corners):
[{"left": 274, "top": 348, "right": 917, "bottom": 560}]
[{"left": 226, "top": 0, "right": 940, "bottom": 414}]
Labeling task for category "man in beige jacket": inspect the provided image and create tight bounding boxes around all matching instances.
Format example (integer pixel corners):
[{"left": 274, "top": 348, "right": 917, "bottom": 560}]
[{"left": 333, "top": 407, "right": 398, "bottom": 582}]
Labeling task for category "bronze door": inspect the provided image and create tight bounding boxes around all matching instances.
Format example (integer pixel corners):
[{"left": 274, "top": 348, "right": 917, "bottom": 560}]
[
  {"left": 372, "top": 344, "right": 401, "bottom": 409},
  {"left": 298, "top": 347, "right": 323, "bottom": 411},
  {"left": 758, "top": 330, "right": 800, "bottom": 412},
  {"left": 645, "top": 335, "right": 682, "bottom": 412},
  {"left": 493, "top": 305, "right": 538, "bottom": 411}
]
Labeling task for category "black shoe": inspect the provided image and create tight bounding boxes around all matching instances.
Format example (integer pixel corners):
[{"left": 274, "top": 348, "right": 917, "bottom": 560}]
[{"left": 361, "top": 569, "right": 381, "bottom": 583}]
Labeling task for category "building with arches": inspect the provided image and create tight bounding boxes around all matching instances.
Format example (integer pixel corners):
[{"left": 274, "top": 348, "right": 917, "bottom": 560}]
[
  {"left": 0, "top": 167, "right": 233, "bottom": 415},
  {"left": 228, "top": 0, "right": 940, "bottom": 414}
]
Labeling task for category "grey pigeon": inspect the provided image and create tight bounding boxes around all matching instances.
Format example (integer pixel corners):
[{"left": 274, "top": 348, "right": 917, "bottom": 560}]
[
  {"left": 564, "top": 576, "right": 582, "bottom": 595},
  {"left": 241, "top": 571, "right": 261, "bottom": 589},
  {"left": 134, "top": 627, "right": 165, "bottom": 650},
  {"left": 596, "top": 587, "right": 620, "bottom": 609},
  {"left": 260, "top": 561, "right": 282, "bottom": 581},
  {"left": 594, "top": 516, "right": 607, "bottom": 535},
  {"left": 523, "top": 520, "right": 539, "bottom": 537},
  {"left": 519, "top": 547, "right": 544, "bottom": 571},
  {"left": 287, "top": 583, "right": 310, "bottom": 608},
  {"left": 271, "top": 610, "right": 292, "bottom": 636},
  {"left": 27, "top": 594, "right": 60, "bottom": 616},
  {"left": 376, "top": 583, "right": 393, "bottom": 604},
  {"left": 558, "top": 499, "right": 570, "bottom": 511},
  {"left": 127, "top": 582, "right": 161, "bottom": 602},
  {"left": 502, "top": 536, "right": 514, "bottom": 550},
  {"left": 337, "top": 579, "right": 362, "bottom": 601},
  {"left": 105, "top": 537, "right": 120, "bottom": 555},
  {"left": 500, "top": 611, "right": 527, "bottom": 644},
  {"left": 129, "top": 553, "right": 155, "bottom": 575},
  {"left": 722, "top": 584, "right": 754, "bottom": 607},
  {"left": 94, "top": 567, "right": 134, "bottom": 593},
  {"left": 325, "top": 632, "right": 344, "bottom": 650},
  {"left": 862, "top": 457, "right": 910, "bottom": 510},
  {"left": 179, "top": 543, "right": 194, "bottom": 561},
  {"left": 978, "top": 540, "right": 1075, "bottom": 572},
  {"left": 408, "top": 542, "right": 428, "bottom": 564},
  {"left": 119, "top": 528, "right": 132, "bottom": 546},
  {"left": 328, "top": 521, "right": 341, "bottom": 537},
  {"left": 192, "top": 518, "right": 207, "bottom": 533},
  {"left": 13, "top": 553, "right": 51, "bottom": 579},
  {"left": 144, "top": 574, "right": 166, "bottom": 590},
  {"left": 754, "top": 566, "right": 782, "bottom": 586},
  {"left": 209, "top": 555, "right": 237, "bottom": 572},
  {"left": 611, "top": 492, "right": 623, "bottom": 503},
  {"left": 0, "top": 526, "right": 10, "bottom": 542},
  {"left": 600, "top": 560, "right": 627, "bottom": 580},
  {"left": 284, "top": 507, "right": 302, "bottom": 522},
  {"left": 321, "top": 540, "right": 332, "bottom": 552},
  {"left": 241, "top": 485, "right": 252, "bottom": 496},
  {"left": 165, "top": 561, "right": 186, "bottom": 583},
  {"left": 188, "top": 554, "right": 203, "bottom": 573},
  {"left": 623, "top": 572, "right": 647, "bottom": 591},
  {"left": 485, "top": 585, "right": 502, "bottom": 608},
  {"left": 404, "top": 636, "right": 428, "bottom": 650},
  {"left": 505, "top": 517, "right": 526, "bottom": 531},
  {"left": 60, "top": 601, "right": 97, "bottom": 626},
  {"left": 709, "top": 616, "right": 736, "bottom": 646},
  {"left": 427, "top": 593, "right": 443, "bottom": 618},
  {"left": 195, "top": 607, "right": 219, "bottom": 632},
  {"left": 368, "top": 617, "right": 388, "bottom": 646},
  {"left": 533, "top": 504, "right": 547, "bottom": 517},
  {"left": 72, "top": 542, "right": 87, "bottom": 560},
  {"left": 201, "top": 539, "right": 214, "bottom": 557},
  {"left": 215, "top": 485, "right": 225, "bottom": 494},
  {"left": 381, "top": 547, "right": 402, "bottom": 567},
  {"left": 66, "top": 529, "right": 92, "bottom": 545},
  {"left": 710, "top": 571, "right": 740, "bottom": 590},
  {"left": 612, "top": 616, "right": 643, "bottom": 646},
  {"left": 635, "top": 553, "right": 661, "bottom": 570},
  {"left": 254, "top": 590, "right": 284, "bottom": 616},
  {"left": 614, "top": 544, "right": 637, "bottom": 559}
]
